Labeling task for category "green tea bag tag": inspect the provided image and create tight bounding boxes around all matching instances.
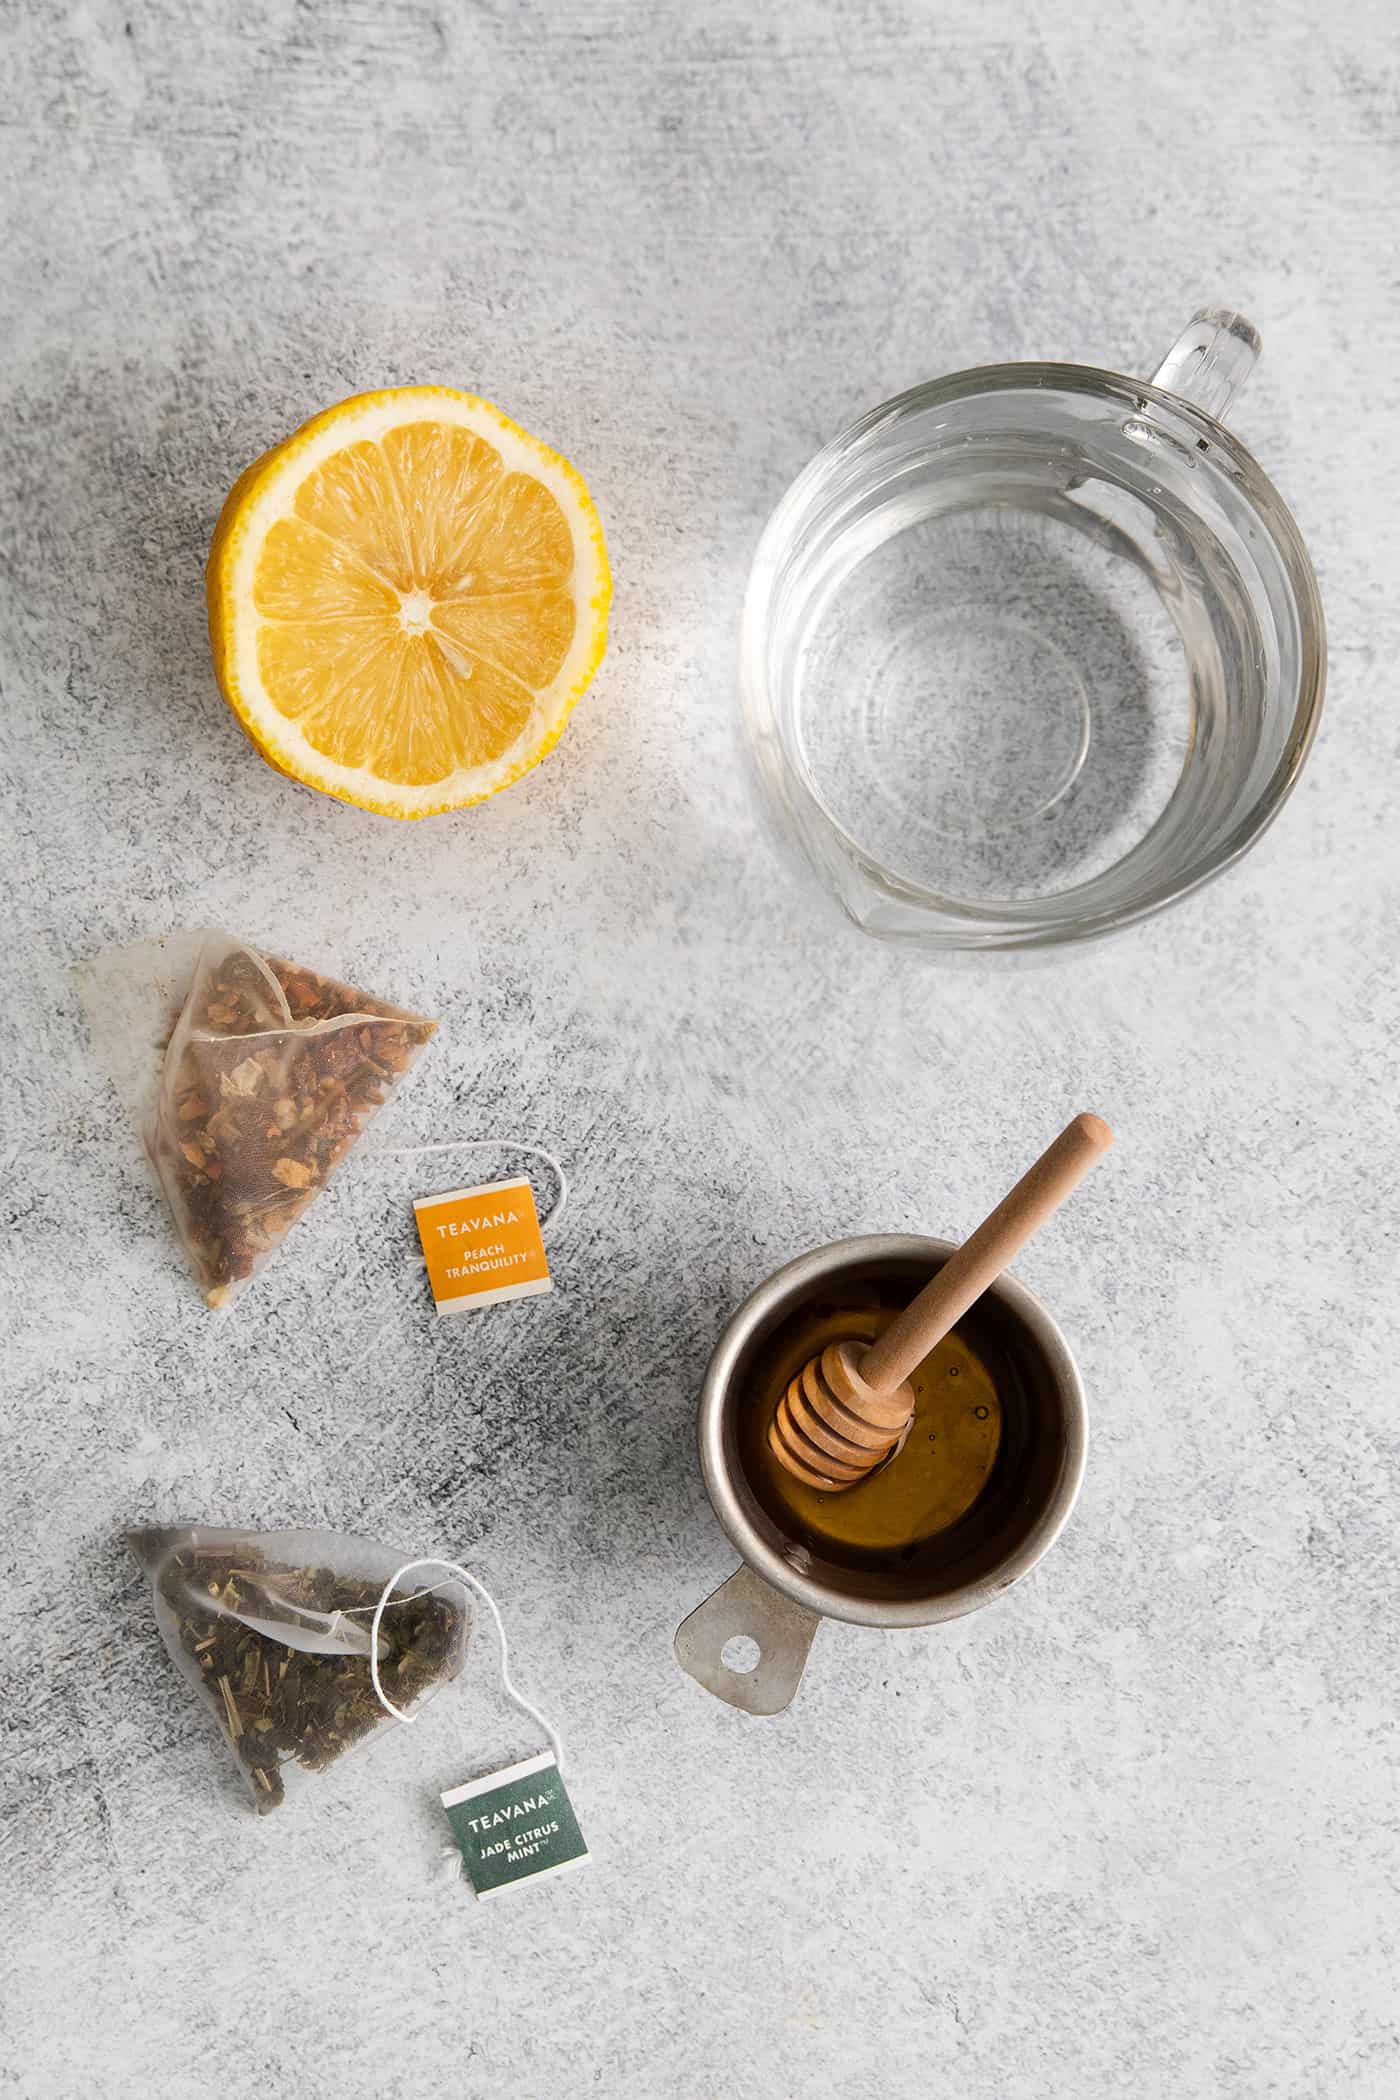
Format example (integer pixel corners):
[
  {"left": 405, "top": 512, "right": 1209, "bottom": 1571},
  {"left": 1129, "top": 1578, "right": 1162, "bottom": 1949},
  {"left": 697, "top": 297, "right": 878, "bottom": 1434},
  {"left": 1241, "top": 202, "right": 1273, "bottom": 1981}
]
[
  {"left": 441, "top": 1750, "right": 589, "bottom": 1899},
  {"left": 369, "top": 1558, "right": 585, "bottom": 1902}
]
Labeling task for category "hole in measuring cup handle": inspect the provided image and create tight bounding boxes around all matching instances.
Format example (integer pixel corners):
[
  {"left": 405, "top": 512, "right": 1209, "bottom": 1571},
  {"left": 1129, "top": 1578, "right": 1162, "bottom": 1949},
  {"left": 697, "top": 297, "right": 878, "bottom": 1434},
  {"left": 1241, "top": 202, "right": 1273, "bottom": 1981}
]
[
  {"left": 674, "top": 1564, "right": 822, "bottom": 1716},
  {"left": 721, "top": 1635, "right": 762, "bottom": 1675}
]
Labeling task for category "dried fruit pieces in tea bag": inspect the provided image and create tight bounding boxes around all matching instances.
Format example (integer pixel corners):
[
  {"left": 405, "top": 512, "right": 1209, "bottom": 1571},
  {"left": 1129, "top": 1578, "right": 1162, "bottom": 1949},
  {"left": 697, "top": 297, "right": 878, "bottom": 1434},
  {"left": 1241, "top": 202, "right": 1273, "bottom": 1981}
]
[
  {"left": 130, "top": 1526, "right": 470, "bottom": 1814},
  {"left": 150, "top": 934, "right": 436, "bottom": 1305}
]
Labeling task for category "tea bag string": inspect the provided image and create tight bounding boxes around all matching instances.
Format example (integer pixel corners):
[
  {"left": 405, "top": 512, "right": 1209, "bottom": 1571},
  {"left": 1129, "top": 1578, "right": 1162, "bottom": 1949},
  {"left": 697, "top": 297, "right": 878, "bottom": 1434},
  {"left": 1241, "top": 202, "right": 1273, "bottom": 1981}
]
[
  {"left": 368, "top": 1559, "right": 565, "bottom": 1770},
  {"left": 370, "top": 1140, "right": 568, "bottom": 1234}
]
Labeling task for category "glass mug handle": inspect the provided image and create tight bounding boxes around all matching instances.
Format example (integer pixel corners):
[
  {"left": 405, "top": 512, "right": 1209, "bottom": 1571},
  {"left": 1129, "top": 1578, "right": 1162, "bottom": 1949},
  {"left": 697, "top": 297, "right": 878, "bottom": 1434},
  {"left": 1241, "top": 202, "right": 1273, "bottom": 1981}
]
[{"left": 1151, "top": 306, "right": 1261, "bottom": 424}]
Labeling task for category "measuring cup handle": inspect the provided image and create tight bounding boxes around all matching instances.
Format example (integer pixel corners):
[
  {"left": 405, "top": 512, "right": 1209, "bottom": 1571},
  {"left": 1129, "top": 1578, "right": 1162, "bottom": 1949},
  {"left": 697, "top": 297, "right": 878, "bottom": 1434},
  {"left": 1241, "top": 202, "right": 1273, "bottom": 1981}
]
[
  {"left": 674, "top": 1564, "right": 822, "bottom": 1715},
  {"left": 1151, "top": 307, "right": 1261, "bottom": 425}
]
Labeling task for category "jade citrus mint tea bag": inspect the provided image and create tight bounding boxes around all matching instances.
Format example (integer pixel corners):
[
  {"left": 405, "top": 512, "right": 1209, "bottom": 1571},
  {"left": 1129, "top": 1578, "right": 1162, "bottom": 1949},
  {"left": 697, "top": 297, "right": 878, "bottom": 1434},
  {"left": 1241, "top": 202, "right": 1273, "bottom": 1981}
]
[
  {"left": 366, "top": 1558, "right": 590, "bottom": 1900},
  {"left": 129, "top": 1526, "right": 470, "bottom": 1814},
  {"left": 132, "top": 1534, "right": 589, "bottom": 1889},
  {"left": 78, "top": 931, "right": 436, "bottom": 1305}
]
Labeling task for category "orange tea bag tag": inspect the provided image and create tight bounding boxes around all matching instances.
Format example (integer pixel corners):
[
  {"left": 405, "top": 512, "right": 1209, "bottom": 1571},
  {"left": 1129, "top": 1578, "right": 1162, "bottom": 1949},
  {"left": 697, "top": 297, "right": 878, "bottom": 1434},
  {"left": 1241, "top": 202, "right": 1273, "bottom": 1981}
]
[{"left": 414, "top": 1177, "right": 552, "bottom": 1316}]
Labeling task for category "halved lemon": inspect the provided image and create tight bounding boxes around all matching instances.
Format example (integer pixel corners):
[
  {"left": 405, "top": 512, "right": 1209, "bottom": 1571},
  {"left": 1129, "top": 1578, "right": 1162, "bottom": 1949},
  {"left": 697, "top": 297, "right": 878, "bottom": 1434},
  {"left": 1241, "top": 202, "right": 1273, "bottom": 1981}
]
[{"left": 206, "top": 388, "right": 610, "bottom": 817}]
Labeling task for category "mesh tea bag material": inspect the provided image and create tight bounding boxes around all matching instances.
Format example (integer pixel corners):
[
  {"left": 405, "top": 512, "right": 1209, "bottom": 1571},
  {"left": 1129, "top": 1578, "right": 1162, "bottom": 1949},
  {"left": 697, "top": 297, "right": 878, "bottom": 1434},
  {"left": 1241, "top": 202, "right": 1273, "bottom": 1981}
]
[
  {"left": 129, "top": 1526, "right": 471, "bottom": 1814},
  {"left": 80, "top": 931, "right": 436, "bottom": 1305}
]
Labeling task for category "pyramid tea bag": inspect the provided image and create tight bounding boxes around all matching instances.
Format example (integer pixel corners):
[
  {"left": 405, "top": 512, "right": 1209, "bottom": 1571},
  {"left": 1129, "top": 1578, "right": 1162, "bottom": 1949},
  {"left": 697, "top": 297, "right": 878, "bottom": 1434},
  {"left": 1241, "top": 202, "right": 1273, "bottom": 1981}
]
[
  {"left": 130, "top": 1526, "right": 471, "bottom": 1813},
  {"left": 81, "top": 931, "right": 436, "bottom": 1305}
]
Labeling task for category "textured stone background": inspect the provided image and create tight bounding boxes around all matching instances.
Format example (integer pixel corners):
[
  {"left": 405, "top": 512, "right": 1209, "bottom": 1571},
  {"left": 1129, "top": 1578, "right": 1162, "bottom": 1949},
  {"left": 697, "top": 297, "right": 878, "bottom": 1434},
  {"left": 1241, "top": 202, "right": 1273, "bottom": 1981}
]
[{"left": 2, "top": 2, "right": 1397, "bottom": 2095}]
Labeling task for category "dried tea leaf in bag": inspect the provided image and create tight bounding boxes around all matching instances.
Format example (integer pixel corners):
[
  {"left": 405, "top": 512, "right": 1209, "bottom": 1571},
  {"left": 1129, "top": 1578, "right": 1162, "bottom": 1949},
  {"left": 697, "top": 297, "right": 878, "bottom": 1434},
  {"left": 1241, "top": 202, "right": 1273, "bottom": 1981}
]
[
  {"left": 130, "top": 1526, "right": 471, "bottom": 1814},
  {"left": 147, "top": 933, "right": 436, "bottom": 1304}
]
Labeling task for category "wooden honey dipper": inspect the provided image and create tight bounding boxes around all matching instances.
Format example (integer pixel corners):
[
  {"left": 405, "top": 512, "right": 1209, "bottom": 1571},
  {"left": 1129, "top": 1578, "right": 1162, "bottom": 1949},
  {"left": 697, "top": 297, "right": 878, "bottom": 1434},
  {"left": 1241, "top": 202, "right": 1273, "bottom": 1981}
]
[{"left": 768, "top": 1114, "right": 1114, "bottom": 1493}]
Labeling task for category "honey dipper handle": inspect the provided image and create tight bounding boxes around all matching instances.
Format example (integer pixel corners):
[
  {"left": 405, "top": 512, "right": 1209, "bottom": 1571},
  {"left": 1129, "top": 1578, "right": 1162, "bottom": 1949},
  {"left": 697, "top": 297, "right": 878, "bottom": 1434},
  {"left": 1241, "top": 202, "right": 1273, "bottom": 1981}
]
[{"left": 858, "top": 1114, "right": 1114, "bottom": 1396}]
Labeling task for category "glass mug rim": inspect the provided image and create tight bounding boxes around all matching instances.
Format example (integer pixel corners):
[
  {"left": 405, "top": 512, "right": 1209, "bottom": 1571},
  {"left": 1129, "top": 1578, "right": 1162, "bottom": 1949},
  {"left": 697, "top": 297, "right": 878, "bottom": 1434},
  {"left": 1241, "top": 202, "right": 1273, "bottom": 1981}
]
[{"left": 741, "top": 348, "right": 1328, "bottom": 952}]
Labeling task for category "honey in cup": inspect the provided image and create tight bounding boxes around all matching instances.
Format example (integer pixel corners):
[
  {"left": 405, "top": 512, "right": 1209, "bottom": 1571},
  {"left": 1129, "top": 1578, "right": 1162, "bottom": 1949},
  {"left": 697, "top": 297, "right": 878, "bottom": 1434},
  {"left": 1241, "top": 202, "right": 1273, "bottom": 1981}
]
[{"left": 739, "top": 1276, "right": 1017, "bottom": 1574}]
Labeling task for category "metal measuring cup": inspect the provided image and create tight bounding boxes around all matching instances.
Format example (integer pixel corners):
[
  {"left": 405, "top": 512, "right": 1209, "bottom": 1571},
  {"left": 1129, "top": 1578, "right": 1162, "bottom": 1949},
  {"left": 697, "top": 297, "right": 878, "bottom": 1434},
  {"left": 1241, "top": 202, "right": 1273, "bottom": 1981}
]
[{"left": 675, "top": 1236, "right": 1087, "bottom": 1714}]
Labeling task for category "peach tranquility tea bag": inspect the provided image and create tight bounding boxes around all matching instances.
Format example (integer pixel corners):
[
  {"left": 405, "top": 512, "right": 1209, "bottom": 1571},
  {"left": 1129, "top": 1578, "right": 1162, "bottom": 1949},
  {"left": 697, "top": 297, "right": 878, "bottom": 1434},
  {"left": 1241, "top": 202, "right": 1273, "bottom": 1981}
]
[
  {"left": 414, "top": 1175, "right": 552, "bottom": 1313},
  {"left": 79, "top": 931, "right": 436, "bottom": 1305}
]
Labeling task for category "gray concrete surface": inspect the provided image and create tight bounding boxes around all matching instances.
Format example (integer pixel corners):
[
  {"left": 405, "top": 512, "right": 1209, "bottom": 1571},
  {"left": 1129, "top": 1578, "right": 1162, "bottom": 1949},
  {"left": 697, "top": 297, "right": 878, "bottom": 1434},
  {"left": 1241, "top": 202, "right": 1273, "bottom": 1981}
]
[{"left": 2, "top": 2, "right": 1397, "bottom": 2095}]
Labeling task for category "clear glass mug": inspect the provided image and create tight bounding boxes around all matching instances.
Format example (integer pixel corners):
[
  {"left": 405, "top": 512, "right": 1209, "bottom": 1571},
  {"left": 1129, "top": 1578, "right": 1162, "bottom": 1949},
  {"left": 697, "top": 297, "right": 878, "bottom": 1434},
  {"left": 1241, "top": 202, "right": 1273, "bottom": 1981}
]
[{"left": 740, "top": 310, "right": 1325, "bottom": 952}]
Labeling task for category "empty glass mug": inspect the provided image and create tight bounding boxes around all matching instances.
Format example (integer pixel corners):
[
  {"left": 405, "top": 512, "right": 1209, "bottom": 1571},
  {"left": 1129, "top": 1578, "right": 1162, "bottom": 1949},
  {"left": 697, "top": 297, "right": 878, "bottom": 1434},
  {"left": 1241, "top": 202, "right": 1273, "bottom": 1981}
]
[{"left": 740, "top": 310, "right": 1325, "bottom": 951}]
